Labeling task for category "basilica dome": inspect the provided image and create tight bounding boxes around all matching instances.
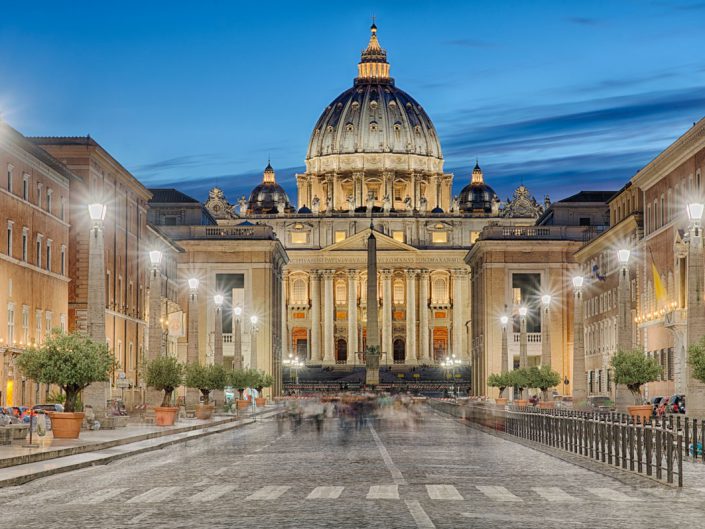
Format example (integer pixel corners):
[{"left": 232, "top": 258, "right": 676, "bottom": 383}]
[
  {"left": 458, "top": 161, "right": 499, "bottom": 214},
  {"left": 305, "top": 24, "right": 442, "bottom": 166},
  {"left": 246, "top": 162, "right": 295, "bottom": 215}
]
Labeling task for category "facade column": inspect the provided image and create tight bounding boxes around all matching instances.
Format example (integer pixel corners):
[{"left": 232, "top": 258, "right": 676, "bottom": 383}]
[
  {"left": 310, "top": 271, "right": 321, "bottom": 363},
  {"left": 451, "top": 270, "right": 465, "bottom": 360},
  {"left": 616, "top": 255, "right": 633, "bottom": 408},
  {"left": 187, "top": 286, "right": 199, "bottom": 365},
  {"left": 322, "top": 270, "right": 335, "bottom": 364},
  {"left": 541, "top": 300, "right": 551, "bottom": 368},
  {"left": 381, "top": 269, "right": 393, "bottom": 361},
  {"left": 418, "top": 269, "right": 430, "bottom": 363},
  {"left": 405, "top": 269, "right": 417, "bottom": 364},
  {"left": 325, "top": 174, "right": 335, "bottom": 213},
  {"left": 686, "top": 214, "right": 705, "bottom": 416},
  {"left": 347, "top": 270, "right": 359, "bottom": 364},
  {"left": 214, "top": 301, "right": 223, "bottom": 366},
  {"left": 519, "top": 308, "right": 528, "bottom": 400},
  {"left": 233, "top": 308, "right": 243, "bottom": 369},
  {"left": 353, "top": 172, "right": 364, "bottom": 209},
  {"left": 281, "top": 271, "right": 289, "bottom": 360},
  {"left": 148, "top": 265, "right": 163, "bottom": 361}
]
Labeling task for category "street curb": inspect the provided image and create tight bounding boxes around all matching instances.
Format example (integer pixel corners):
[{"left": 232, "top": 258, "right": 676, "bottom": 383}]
[
  {"left": 0, "top": 412, "right": 278, "bottom": 488},
  {"left": 428, "top": 405, "right": 677, "bottom": 490}
]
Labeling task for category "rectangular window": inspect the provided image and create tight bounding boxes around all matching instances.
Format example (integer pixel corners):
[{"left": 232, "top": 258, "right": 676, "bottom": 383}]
[
  {"left": 22, "top": 306, "right": 29, "bottom": 344},
  {"left": 334, "top": 231, "right": 346, "bottom": 243},
  {"left": 35, "top": 310, "right": 42, "bottom": 343},
  {"left": 392, "top": 231, "right": 405, "bottom": 242},
  {"left": 579, "top": 217, "right": 591, "bottom": 226},
  {"left": 431, "top": 231, "right": 447, "bottom": 244},
  {"left": 7, "top": 164, "right": 13, "bottom": 193},
  {"left": 36, "top": 235, "right": 43, "bottom": 268},
  {"left": 22, "top": 174, "right": 29, "bottom": 200},
  {"left": 6, "top": 221, "right": 13, "bottom": 257},
  {"left": 45, "top": 311, "right": 52, "bottom": 334},
  {"left": 60, "top": 197, "right": 66, "bottom": 221},
  {"left": 7, "top": 304, "right": 15, "bottom": 344},
  {"left": 37, "top": 183, "right": 43, "bottom": 209},
  {"left": 46, "top": 240, "right": 52, "bottom": 271},
  {"left": 21, "top": 228, "right": 28, "bottom": 262},
  {"left": 60, "top": 245, "right": 66, "bottom": 275},
  {"left": 129, "top": 342, "right": 134, "bottom": 369},
  {"left": 46, "top": 189, "right": 53, "bottom": 214},
  {"left": 60, "top": 313, "right": 66, "bottom": 333},
  {"left": 291, "top": 232, "right": 308, "bottom": 244}
]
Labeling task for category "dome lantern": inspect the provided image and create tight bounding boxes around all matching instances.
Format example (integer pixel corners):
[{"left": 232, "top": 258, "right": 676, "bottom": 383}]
[
  {"left": 471, "top": 160, "right": 484, "bottom": 184},
  {"left": 357, "top": 20, "right": 391, "bottom": 82},
  {"left": 245, "top": 160, "right": 294, "bottom": 215}
]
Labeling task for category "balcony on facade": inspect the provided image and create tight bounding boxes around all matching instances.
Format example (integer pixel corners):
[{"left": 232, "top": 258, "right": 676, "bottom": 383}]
[{"left": 479, "top": 225, "right": 607, "bottom": 243}]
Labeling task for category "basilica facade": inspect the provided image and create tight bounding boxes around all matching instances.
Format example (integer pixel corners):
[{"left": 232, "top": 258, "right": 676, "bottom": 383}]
[{"left": 192, "top": 24, "right": 542, "bottom": 369}]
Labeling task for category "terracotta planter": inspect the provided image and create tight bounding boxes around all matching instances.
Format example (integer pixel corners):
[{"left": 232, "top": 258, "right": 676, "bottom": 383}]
[
  {"left": 495, "top": 398, "right": 508, "bottom": 407},
  {"left": 538, "top": 401, "right": 555, "bottom": 409},
  {"left": 195, "top": 404, "right": 214, "bottom": 420},
  {"left": 255, "top": 397, "right": 267, "bottom": 407},
  {"left": 154, "top": 406, "right": 179, "bottom": 426},
  {"left": 628, "top": 404, "right": 652, "bottom": 425},
  {"left": 514, "top": 399, "right": 529, "bottom": 408},
  {"left": 237, "top": 399, "right": 250, "bottom": 410},
  {"left": 46, "top": 411, "right": 84, "bottom": 439}
]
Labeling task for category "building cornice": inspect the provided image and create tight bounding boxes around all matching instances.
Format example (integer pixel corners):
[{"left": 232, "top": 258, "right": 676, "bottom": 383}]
[{"left": 574, "top": 214, "right": 642, "bottom": 262}]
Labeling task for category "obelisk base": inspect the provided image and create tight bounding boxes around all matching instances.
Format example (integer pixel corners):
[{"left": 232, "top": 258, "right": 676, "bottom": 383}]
[{"left": 365, "top": 350, "right": 382, "bottom": 386}]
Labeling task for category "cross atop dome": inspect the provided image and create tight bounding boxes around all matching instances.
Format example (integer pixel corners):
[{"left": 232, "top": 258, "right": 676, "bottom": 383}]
[{"left": 358, "top": 20, "right": 391, "bottom": 81}]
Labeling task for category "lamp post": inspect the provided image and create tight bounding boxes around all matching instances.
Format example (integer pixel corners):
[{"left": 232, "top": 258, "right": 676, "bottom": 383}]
[
  {"left": 187, "top": 278, "right": 199, "bottom": 365},
  {"left": 541, "top": 295, "right": 551, "bottom": 368},
  {"left": 250, "top": 315, "right": 259, "bottom": 370},
  {"left": 85, "top": 203, "right": 107, "bottom": 418},
  {"left": 686, "top": 202, "right": 705, "bottom": 416},
  {"left": 572, "top": 275, "right": 587, "bottom": 404},
  {"left": 148, "top": 249, "right": 163, "bottom": 362},
  {"left": 283, "top": 353, "right": 303, "bottom": 386},
  {"left": 233, "top": 306, "right": 243, "bottom": 370},
  {"left": 616, "top": 248, "right": 633, "bottom": 408},
  {"left": 518, "top": 306, "right": 528, "bottom": 400},
  {"left": 500, "top": 314, "right": 509, "bottom": 375},
  {"left": 442, "top": 354, "right": 462, "bottom": 398},
  {"left": 213, "top": 294, "right": 224, "bottom": 366}
]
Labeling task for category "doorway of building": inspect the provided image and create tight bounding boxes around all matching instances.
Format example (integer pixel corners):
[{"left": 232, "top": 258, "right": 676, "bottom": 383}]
[
  {"left": 336, "top": 338, "right": 347, "bottom": 363},
  {"left": 433, "top": 327, "right": 448, "bottom": 362},
  {"left": 393, "top": 338, "right": 405, "bottom": 363}
]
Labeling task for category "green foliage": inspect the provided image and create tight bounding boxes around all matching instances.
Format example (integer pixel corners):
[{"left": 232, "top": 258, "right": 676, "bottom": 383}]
[
  {"left": 688, "top": 336, "right": 705, "bottom": 384},
  {"left": 507, "top": 368, "right": 530, "bottom": 391},
  {"left": 145, "top": 356, "right": 184, "bottom": 407},
  {"left": 46, "top": 390, "right": 65, "bottom": 404},
  {"left": 15, "top": 330, "right": 113, "bottom": 412},
  {"left": 610, "top": 349, "right": 661, "bottom": 404},
  {"left": 227, "top": 368, "right": 260, "bottom": 398},
  {"left": 487, "top": 372, "right": 511, "bottom": 397},
  {"left": 184, "top": 363, "right": 228, "bottom": 402},
  {"left": 527, "top": 365, "right": 562, "bottom": 392},
  {"left": 256, "top": 371, "right": 274, "bottom": 390}
]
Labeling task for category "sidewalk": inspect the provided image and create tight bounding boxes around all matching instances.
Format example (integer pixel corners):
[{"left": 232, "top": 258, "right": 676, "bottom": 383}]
[{"left": 0, "top": 407, "right": 278, "bottom": 487}]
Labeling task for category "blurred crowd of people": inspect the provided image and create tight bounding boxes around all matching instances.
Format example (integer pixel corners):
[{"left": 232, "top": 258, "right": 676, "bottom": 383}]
[{"left": 277, "top": 393, "right": 426, "bottom": 439}]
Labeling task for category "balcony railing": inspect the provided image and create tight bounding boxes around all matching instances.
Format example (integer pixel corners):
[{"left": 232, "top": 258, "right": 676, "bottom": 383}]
[
  {"left": 512, "top": 332, "right": 542, "bottom": 343},
  {"left": 479, "top": 225, "right": 607, "bottom": 242},
  {"left": 157, "top": 224, "right": 276, "bottom": 241}
]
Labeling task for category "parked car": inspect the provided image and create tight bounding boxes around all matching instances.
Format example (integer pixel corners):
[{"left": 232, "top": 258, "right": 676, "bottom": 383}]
[
  {"left": 666, "top": 394, "right": 686, "bottom": 414},
  {"left": 587, "top": 396, "right": 615, "bottom": 413}
]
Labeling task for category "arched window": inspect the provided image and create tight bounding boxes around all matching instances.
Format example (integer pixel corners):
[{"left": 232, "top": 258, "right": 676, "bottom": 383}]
[
  {"left": 335, "top": 280, "right": 347, "bottom": 305},
  {"left": 393, "top": 279, "right": 404, "bottom": 305},
  {"left": 292, "top": 278, "right": 307, "bottom": 304},
  {"left": 432, "top": 277, "right": 447, "bottom": 304}
]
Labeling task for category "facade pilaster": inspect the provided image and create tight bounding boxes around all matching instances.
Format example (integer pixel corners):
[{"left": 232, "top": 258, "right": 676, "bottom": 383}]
[
  {"left": 353, "top": 172, "right": 364, "bottom": 209},
  {"left": 213, "top": 303, "right": 223, "bottom": 366},
  {"left": 451, "top": 270, "right": 465, "bottom": 360},
  {"left": 381, "top": 269, "right": 393, "bottom": 361},
  {"left": 573, "top": 288, "right": 587, "bottom": 403},
  {"left": 187, "top": 290, "right": 199, "bottom": 365},
  {"left": 310, "top": 271, "right": 321, "bottom": 362},
  {"left": 322, "top": 270, "right": 335, "bottom": 364},
  {"left": 686, "top": 223, "right": 705, "bottom": 416},
  {"left": 405, "top": 269, "right": 418, "bottom": 364},
  {"left": 347, "top": 270, "right": 359, "bottom": 364},
  {"left": 418, "top": 269, "right": 430, "bottom": 363},
  {"left": 282, "top": 271, "right": 289, "bottom": 360}
]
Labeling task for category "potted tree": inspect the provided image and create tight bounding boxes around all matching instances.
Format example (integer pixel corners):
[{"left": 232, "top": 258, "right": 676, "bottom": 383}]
[
  {"left": 487, "top": 372, "right": 510, "bottom": 406},
  {"left": 229, "top": 369, "right": 252, "bottom": 410},
  {"left": 254, "top": 371, "right": 274, "bottom": 407},
  {"left": 184, "top": 363, "right": 227, "bottom": 420},
  {"left": 15, "top": 330, "right": 113, "bottom": 439},
  {"left": 145, "top": 356, "right": 183, "bottom": 426},
  {"left": 610, "top": 349, "right": 661, "bottom": 423},
  {"left": 508, "top": 368, "right": 530, "bottom": 407},
  {"left": 689, "top": 336, "right": 705, "bottom": 391},
  {"left": 528, "top": 366, "right": 562, "bottom": 409}
]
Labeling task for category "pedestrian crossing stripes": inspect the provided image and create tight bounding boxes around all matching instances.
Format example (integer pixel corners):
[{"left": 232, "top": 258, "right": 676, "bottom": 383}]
[{"left": 11, "top": 484, "right": 685, "bottom": 506}]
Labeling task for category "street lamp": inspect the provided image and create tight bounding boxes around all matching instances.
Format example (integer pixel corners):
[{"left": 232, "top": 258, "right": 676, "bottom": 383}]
[
  {"left": 617, "top": 249, "right": 630, "bottom": 265},
  {"left": 686, "top": 202, "right": 705, "bottom": 414},
  {"left": 572, "top": 275, "right": 586, "bottom": 403},
  {"left": 250, "top": 315, "right": 259, "bottom": 370},
  {"left": 441, "top": 354, "right": 462, "bottom": 398},
  {"left": 687, "top": 202, "right": 704, "bottom": 227},
  {"left": 518, "top": 306, "right": 528, "bottom": 399},
  {"left": 500, "top": 314, "right": 509, "bottom": 376},
  {"left": 233, "top": 306, "right": 243, "bottom": 370},
  {"left": 149, "top": 250, "right": 163, "bottom": 268},
  {"left": 186, "top": 277, "right": 199, "bottom": 366},
  {"left": 148, "top": 249, "right": 164, "bottom": 362},
  {"left": 188, "top": 278, "right": 199, "bottom": 291},
  {"left": 86, "top": 203, "right": 107, "bottom": 417},
  {"left": 541, "top": 295, "right": 552, "bottom": 368},
  {"left": 213, "top": 294, "right": 224, "bottom": 366},
  {"left": 616, "top": 248, "right": 633, "bottom": 407},
  {"left": 283, "top": 353, "right": 303, "bottom": 386}
]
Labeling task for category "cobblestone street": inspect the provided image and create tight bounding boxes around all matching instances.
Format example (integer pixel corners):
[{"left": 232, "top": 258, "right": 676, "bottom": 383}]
[{"left": 1, "top": 406, "right": 703, "bottom": 529}]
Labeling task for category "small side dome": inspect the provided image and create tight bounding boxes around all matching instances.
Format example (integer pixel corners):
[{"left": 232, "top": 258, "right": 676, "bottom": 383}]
[
  {"left": 431, "top": 206, "right": 444, "bottom": 214},
  {"left": 298, "top": 205, "right": 312, "bottom": 214},
  {"left": 458, "top": 160, "right": 499, "bottom": 214},
  {"left": 246, "top": 162, "right": 295, "bottom": 215}
]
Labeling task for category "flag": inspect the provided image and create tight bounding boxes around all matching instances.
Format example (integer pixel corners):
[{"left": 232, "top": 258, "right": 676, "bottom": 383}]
[
  {"left": 592, "top": 264, "right": 606, "bottom": 281},
  {"left": 652, "top": 262, "right": 667, "bottom": 307}
]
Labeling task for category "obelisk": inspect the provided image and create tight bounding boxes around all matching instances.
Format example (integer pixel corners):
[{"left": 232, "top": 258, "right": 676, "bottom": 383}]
[{"left": 365, "top": 221, "right": 381, "bottom": 386}]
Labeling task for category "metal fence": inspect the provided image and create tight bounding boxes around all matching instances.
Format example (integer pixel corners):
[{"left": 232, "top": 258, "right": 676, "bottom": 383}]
[{"left": 430, "top": 401, "right": 683, "bottom": 487}]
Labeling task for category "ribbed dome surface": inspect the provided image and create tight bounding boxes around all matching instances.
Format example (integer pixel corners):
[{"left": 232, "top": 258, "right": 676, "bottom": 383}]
[
  {"left": 306, "top": 81, "right": 442, "bottom": 160},
  {"left": 458, "top": 183, "right": 498, "bottom": 213},
  {"left": 246, "top": 163, "right": 294, "bottom": 214}
]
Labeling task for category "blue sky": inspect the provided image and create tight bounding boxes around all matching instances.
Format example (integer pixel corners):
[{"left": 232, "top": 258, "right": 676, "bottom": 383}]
[{"left": 2, "top": 0, "right": 705, "bottom": 204}]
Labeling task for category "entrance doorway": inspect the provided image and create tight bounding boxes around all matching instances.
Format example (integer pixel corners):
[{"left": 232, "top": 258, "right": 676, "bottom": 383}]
[
  {"left": 433, "top": 327, "right": 448, "bottom": 362},
  {"left": 336, "top": 338, "right": 347, "bottom": 363},
  {"left": 393, "top": 338, "right": 405, "bottom": 363}
]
